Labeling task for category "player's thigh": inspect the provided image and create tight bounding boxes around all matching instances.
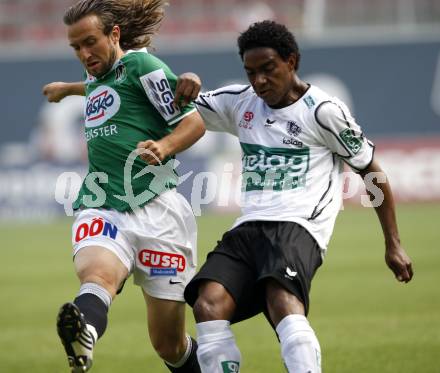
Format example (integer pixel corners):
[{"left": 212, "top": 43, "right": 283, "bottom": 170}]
[
  {"left": 264, "top": 278, "right": 306, "bottom": 326},
  {"left": 72, "top": 208, "right": 134, "bottom": 296},
  {"left": 142, "top": 290, "right": 186, "bottom": 348},
  {"left": 74, "top": 245, "right": 129, "bottom": 297},
  {"left": 259, "top": 221, "right": 323, "bottom": 317}
]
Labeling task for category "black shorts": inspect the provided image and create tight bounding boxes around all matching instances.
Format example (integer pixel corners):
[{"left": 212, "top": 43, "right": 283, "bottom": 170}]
[{"left": 184, "top": 221, "right": 322, "bottom": 323}]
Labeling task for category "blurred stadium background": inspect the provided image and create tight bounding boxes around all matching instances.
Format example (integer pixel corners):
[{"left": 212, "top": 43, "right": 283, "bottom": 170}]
[{"left": 0, "top": 0, "right": 439, "bottom": 372}]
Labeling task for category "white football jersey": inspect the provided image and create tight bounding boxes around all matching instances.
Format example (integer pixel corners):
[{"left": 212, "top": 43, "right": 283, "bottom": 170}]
[{"left": 195, "top": 84, "right": 374, "bottom": 252}]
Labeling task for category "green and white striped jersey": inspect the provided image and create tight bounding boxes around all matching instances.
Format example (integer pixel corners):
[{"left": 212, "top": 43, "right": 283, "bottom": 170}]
[{"left": 195, "top": 84, "right": 374, "bottom": 251}]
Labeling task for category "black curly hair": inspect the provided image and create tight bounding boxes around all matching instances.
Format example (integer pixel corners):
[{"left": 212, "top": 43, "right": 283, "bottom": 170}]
[{"left": 237, "top": 20, "right": 301, "bottom": 71}]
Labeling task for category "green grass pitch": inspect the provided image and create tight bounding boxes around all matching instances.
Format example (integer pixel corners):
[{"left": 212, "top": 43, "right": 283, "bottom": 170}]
[{"left": 0, "top": 204, "right": 439, "bottom": 372}]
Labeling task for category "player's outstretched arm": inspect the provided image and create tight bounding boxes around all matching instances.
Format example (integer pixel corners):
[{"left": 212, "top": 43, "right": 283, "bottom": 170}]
[
  {"left": 174, "top": 72, "right": 202, "bottom": 108},
  {"left": 42, "top": 81, "right": 86, "bottom": 102},
  {"left": 359, "top": 158, "right": 413, "bottom": 283},
  {"left": 137, "top": 111, "right": 205, "bottom": 165}
]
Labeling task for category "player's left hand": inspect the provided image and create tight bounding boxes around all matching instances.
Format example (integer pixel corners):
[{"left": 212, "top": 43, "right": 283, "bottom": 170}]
[
  {"left": 136, "top": 140, "right": 169, "bottom": 165},
  {"left": 385, "top": 244, "right": 413, "bottom": 283},
  {"left": 174, "top": 72, "right": 201, "bottom": 108}
]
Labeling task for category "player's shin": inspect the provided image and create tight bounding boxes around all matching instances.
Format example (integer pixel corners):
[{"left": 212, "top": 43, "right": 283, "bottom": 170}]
[
  {"left": 74, "top": 282, "right": 112, "bottom": 340},
  {"left": 196, "top": 320, "right": 241, "bottom": 373},
  {"left": 276, "top": 314, "right": 321, "bottom": 373}
]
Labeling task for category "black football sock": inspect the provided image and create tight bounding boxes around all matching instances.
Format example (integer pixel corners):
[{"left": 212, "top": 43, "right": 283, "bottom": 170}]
[{"left": 74, "top": 293, "right": 109, "bottom": 339}]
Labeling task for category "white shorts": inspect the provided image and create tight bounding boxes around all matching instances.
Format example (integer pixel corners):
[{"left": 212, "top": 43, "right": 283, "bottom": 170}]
[{"left": 72, "top": 190, "right": 197, "bottom": 302}]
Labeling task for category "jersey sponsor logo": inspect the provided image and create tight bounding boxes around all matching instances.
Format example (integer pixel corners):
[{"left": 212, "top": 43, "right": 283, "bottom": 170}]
[
  {"left": 282, "top": 138, "right": 303, "bottom": 147},
  {"left": 286, "top": 121, "right": 302, "bottom": 137},
  {"left": 241, "top": 143, "right": 310, "bottom": 192},
  {"left": 239, "top": 111, "right": 254, "bottom": 129},
  {"left": 85, "top": 124, "right": 118, "bottom": 142},
  {"left": 303, "top": 95, "right": 316, "bottom": 108},
  {"left": 339, "top": 128, "right": 362, "bottom": 154},
  {"left": 243, "top": 111, "right": 254, "bottom": 122},
  {"left": 85, "top": 86, "right": 121, "bottom": 128},
  {"left": 138, "top": 249, "right": 186, "bottom": 276},
  {"left": 151, "top": 268, "right": 178, "bottom": 276},
  {"left": 139, "top": 69, "right": 181, "bottom": 123},
  {"left": 75, "top": 217, "right": 118, "bottom": 243},
  {"left": 221, "top": 361, "right": 240, "bottom": 373}
]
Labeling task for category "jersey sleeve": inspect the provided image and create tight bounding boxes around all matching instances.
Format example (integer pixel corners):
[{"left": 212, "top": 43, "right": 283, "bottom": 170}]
[
  {"left": 135, "top": 52, "right": 196, "bottom": 126},
  {"left": 315, "top": 100, "right": 375, "bottom": 172},
  {"left": 194, "top": 85, "right": 250, "bottom": 137}
]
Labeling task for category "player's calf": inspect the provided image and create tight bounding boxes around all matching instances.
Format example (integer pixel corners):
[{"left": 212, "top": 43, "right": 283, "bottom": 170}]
[{"left": 164, "top": 336, "right": 201, "bottom": 373}]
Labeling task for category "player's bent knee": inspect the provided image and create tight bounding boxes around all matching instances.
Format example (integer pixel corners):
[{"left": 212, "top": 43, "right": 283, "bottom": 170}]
[
  {"left": 193, "top": 293, "right": 234, "bottom": 322},
  {"left": 193, "top": 296, "right": 215, "bottom": 321},
  {"left": 74, "top": 246, "right": 128, "bottom": 290},
  {"left": 78, "top": 273, "right": 119, "bottom": 298},
  {"left": 192, "top": 281, "right": 236, "bottom": 321}
]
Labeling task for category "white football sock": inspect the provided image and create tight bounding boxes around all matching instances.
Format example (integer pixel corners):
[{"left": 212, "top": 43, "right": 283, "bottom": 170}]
[
  {"left": 276, "top": 314, "right": 321, "bottom": 373},
  {"left": 78, "top": 282, "right": 112, "bottom": 308},
  {"left": 196, "top": 320, "right": 241, "bottom": 373}
]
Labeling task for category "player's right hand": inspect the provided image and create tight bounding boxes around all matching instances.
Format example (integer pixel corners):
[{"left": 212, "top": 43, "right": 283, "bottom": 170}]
[
  {"left": 174, "top": 72, "right": 202, "bottom": 108},
  {"left": 42, "top": 82, "right": 69, "bottom": 103},
  {"left": 137, "top": 140, "right": 169, "bottom": 165}
]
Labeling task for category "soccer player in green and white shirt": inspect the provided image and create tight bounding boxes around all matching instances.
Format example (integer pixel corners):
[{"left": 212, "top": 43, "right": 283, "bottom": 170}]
[
  {"left": 183, "top": 21, "right": 413, "bottom": 373},
  {"left": 46, "top": 1, "right": 204, "bottom": 372}
]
